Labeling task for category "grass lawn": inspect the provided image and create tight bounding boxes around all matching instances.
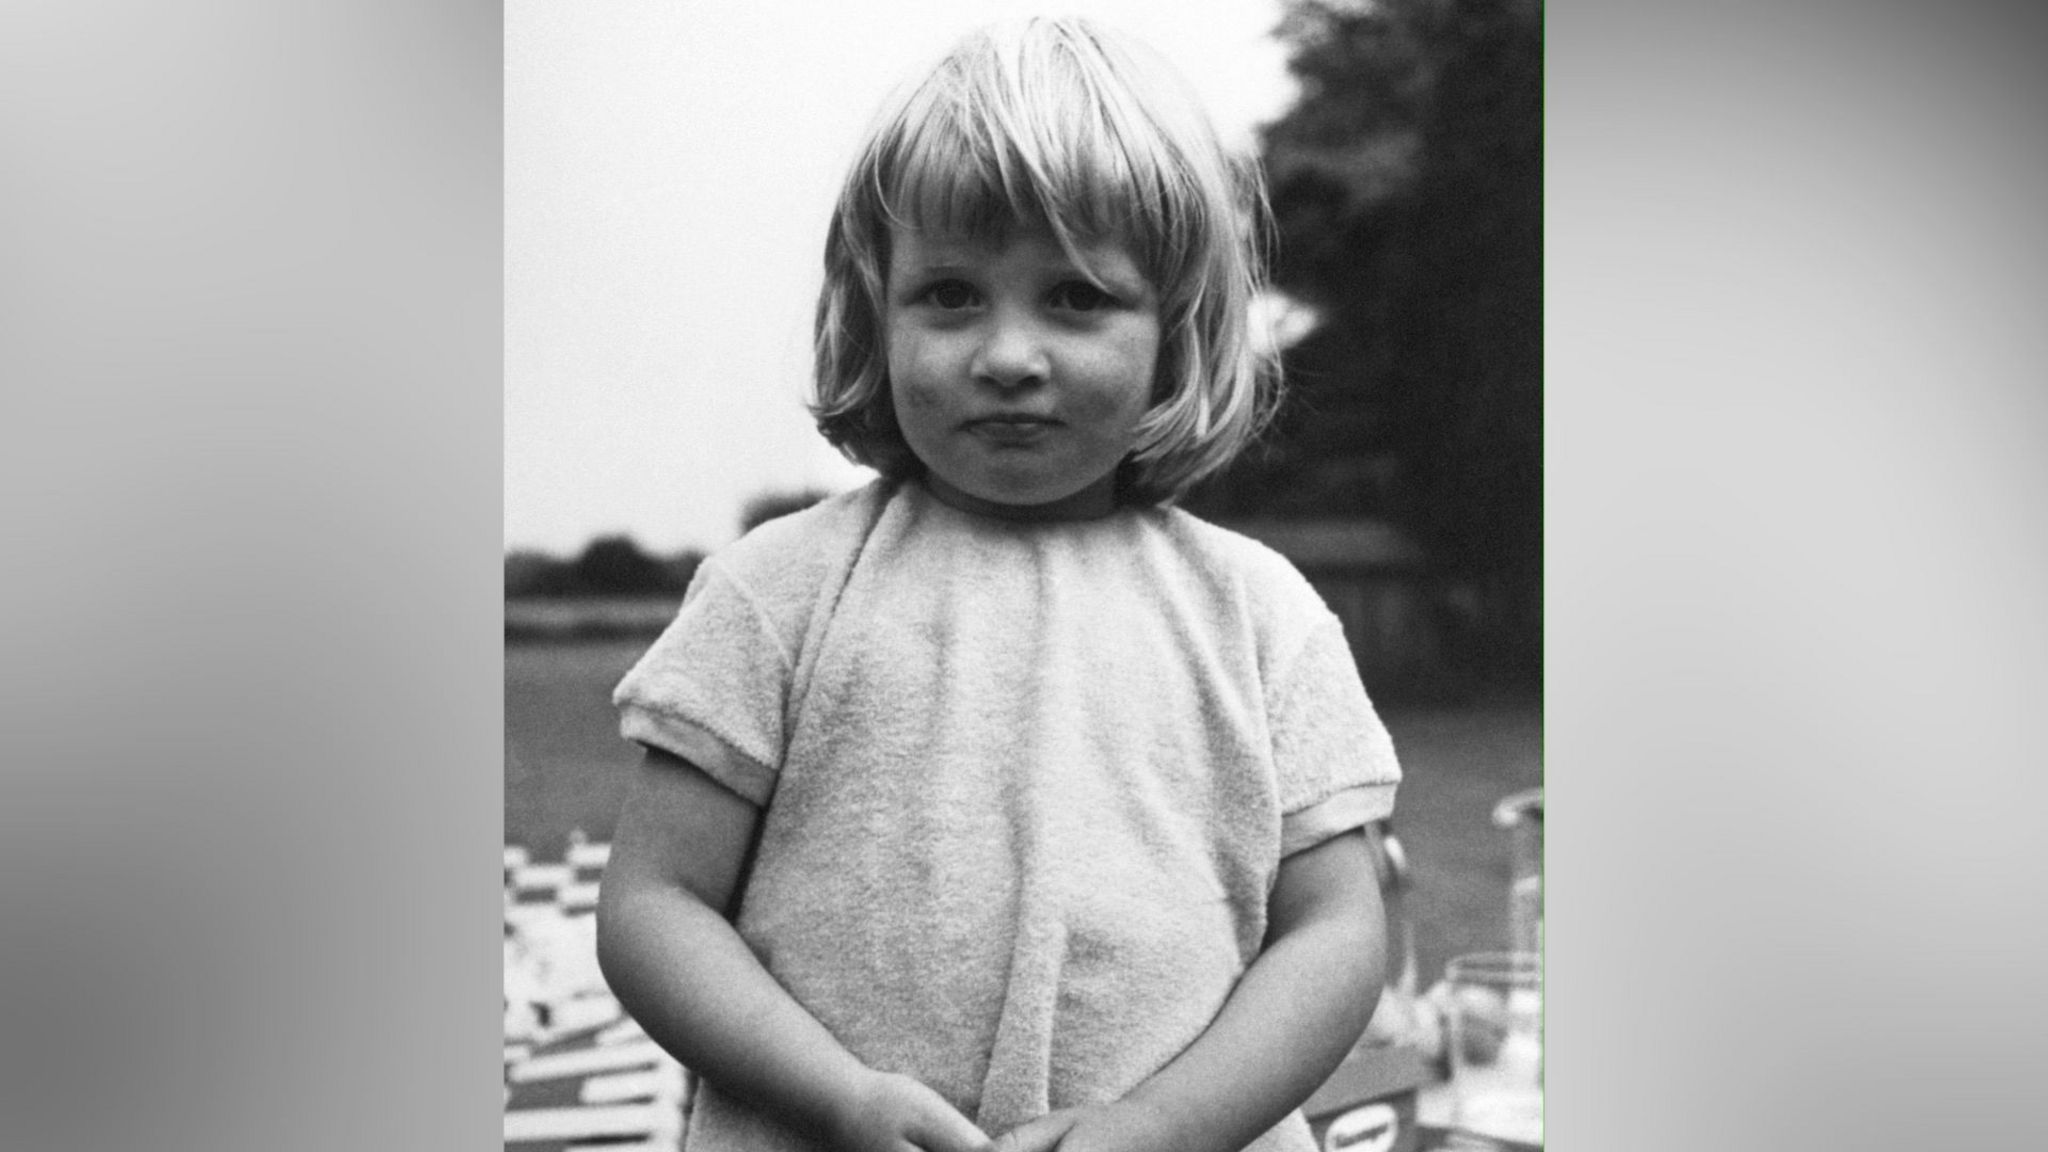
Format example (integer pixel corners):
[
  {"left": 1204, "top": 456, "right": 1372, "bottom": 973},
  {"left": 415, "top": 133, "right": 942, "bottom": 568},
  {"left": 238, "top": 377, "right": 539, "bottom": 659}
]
[{"left": 506, "top": 637, "right": 1540, "bottom": 986}]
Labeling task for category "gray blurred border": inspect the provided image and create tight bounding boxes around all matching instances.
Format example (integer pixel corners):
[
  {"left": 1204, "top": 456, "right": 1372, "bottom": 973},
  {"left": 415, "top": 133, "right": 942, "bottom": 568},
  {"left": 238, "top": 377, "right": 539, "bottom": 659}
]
[
  {"left": 1, "top": 4, "right": 501, "bottom": 1151},
  {"left": 1549, "top": 1, "right": 2048, "bottom": 1148},
  {"left": 6, "top": 3, "right": 2048, "bottom": 1151}
]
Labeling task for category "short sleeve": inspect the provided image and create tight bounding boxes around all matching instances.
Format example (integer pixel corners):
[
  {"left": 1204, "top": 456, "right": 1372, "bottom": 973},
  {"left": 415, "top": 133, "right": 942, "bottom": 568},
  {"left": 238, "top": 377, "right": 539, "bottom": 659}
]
[
  {"left": 1268, "top": 613, "right": 1401, "bottom": 857},
  {"left": 611, "top": 560, "right": 793, "bottom": 806}
]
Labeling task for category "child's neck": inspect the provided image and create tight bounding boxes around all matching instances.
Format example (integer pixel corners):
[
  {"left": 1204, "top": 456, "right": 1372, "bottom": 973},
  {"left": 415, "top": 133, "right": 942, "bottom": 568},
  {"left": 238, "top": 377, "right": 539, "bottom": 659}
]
[{"left": 921, "top": 472, "right": 1118, "bottom": 523}]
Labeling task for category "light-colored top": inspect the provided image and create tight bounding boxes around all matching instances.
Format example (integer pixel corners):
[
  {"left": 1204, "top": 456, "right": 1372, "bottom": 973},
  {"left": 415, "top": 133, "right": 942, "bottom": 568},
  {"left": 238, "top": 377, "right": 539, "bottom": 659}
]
[{"left": 613, "top": 478, "right": 1401, "bottom": 1152}]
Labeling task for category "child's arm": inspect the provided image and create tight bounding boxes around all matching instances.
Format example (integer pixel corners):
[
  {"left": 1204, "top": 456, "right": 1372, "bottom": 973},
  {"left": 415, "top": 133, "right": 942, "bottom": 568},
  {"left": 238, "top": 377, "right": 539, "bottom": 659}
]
[
  {"left": 596, "top": 747, "right": 991, "bottom": 1152},
  {"left": 993, "top": 829, "right": 1386, "bottom": 1152}
]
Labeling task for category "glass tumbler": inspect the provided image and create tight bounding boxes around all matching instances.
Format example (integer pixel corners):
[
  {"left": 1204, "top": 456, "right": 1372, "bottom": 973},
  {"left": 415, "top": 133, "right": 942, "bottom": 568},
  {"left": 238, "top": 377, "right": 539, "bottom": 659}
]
[{"left": 1443, "top": 951, "right": 1542, "bottom": 1149}]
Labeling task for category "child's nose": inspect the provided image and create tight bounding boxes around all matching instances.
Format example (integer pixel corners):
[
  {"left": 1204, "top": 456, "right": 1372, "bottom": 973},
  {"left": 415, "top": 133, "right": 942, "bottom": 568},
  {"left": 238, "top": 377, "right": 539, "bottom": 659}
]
[{"left": 970, "top": 312, "right": 1049, "bottom": 388}]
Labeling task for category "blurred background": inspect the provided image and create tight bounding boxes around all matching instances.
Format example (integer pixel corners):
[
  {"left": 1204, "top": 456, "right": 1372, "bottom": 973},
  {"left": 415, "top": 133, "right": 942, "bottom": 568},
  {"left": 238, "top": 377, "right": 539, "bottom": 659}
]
[{"left": 506, "top": 0, "right": 1540, "bottom": 991}]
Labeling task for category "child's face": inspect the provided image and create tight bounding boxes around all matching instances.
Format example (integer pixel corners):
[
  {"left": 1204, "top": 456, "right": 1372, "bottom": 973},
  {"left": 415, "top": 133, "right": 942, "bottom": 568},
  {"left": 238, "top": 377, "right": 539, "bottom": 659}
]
[{"left": 885, "top": 225, "right": 1161, "bottom": 520}]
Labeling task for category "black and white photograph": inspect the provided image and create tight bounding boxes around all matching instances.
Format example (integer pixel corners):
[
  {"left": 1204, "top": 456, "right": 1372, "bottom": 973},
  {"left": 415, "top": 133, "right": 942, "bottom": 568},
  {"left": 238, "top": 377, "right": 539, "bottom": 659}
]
[
  {"left": 15, "top": 3, "right": 2048, "bottom": 1152},
  {"left": 506, "top": 3, "right": 1541, "bottom": 1150}
]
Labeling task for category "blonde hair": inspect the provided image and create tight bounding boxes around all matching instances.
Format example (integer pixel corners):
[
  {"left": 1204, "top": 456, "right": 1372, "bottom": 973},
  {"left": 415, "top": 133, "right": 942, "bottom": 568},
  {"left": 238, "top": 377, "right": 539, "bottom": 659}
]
[{"left": 810, "top": 16, "right": 1281, "bottom": 505}]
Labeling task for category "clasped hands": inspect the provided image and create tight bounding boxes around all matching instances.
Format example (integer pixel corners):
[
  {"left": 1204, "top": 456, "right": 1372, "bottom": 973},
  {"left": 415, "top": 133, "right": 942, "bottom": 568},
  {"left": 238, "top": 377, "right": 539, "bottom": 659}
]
[{"left": 829, "top": 1069, "right": 1178, "bottom": 1152}]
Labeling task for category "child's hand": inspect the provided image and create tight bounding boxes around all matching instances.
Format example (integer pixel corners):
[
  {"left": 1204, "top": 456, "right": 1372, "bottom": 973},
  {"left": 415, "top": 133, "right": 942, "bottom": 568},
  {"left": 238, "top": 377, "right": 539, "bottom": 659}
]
[
  {"left": 829, "top": 1069, "right": 992, "bottom": 1152},
  {"left": 990, "top": 1102, "right": 1172, "bottom": 1152}
]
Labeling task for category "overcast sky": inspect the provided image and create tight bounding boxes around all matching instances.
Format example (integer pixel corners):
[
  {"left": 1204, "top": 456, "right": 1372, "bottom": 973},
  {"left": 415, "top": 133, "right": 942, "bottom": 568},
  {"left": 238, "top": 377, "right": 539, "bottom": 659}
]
[{"left": 506, "top": 0, "right": 1300, "bottom": 555}]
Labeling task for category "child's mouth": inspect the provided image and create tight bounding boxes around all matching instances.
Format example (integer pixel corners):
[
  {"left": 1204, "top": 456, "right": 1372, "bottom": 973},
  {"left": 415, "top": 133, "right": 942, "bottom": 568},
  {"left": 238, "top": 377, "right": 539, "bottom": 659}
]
[{"left": 964, "top": 416, "right": 1059, "bottom": 445}]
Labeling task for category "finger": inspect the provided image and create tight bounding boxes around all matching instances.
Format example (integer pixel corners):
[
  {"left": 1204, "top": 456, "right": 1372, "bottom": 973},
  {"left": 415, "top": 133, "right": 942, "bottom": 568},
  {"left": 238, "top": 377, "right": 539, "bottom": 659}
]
[
  {"left": 989, "top": 1110, "right": 1078, "bottom": 1152},
  {"left": 906, "top": 1098, "right": 992, "bottom": 1152}
]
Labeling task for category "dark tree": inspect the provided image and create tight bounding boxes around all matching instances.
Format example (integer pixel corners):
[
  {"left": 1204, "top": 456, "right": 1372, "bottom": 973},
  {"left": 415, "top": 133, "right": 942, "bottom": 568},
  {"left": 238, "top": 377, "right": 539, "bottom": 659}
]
[
  {"left": 573, "top": 535, "right": 677, "bottom": 596},
  {"left": 505, "top": 549, "right": 573, "bottom": 598},
  {"left": 1187, "top": 0, "right": 1542, "bottom": 683}
]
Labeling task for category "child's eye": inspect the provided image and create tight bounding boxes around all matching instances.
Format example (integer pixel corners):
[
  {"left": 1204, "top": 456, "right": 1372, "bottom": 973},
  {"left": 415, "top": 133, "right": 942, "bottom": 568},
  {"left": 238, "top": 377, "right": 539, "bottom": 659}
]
[
  {"left": 1048, "top": 281, "right": 1114, "bottom": 312},
  {"left": 920, "top": 280, "right": 979, "bottom": 310}
]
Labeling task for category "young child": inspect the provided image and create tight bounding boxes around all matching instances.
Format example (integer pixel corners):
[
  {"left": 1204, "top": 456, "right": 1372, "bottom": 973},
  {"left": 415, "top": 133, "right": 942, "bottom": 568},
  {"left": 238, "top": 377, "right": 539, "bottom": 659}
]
[{"left": 598, "top": 18, "right": 1401, "bottom": 1152}]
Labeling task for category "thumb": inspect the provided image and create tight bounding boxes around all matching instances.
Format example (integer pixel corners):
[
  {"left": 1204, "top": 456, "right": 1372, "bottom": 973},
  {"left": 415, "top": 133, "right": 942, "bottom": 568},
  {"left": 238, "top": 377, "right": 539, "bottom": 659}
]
[{"left": 989, "top": 1110, "right": 1079, "bottom": 1152}]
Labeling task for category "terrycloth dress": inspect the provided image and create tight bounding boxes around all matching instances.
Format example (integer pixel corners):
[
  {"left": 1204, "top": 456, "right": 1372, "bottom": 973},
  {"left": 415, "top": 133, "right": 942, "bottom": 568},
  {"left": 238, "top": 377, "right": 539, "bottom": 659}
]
[{"left": 613, "top": 478, "right": 1401, "bottom": 1152}]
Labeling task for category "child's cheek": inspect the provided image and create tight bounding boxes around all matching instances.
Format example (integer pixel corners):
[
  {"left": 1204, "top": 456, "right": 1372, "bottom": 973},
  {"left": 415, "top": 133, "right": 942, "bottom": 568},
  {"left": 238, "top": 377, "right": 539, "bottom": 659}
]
[
  {"left": 885, "top": 327, "right": 949, "bottom": 399},
  {"left": 892, "top": 369, "right": 945, "bottom": 411},
  {"left": 890, "top": 377, "right": 952, "bottom": 448}
]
